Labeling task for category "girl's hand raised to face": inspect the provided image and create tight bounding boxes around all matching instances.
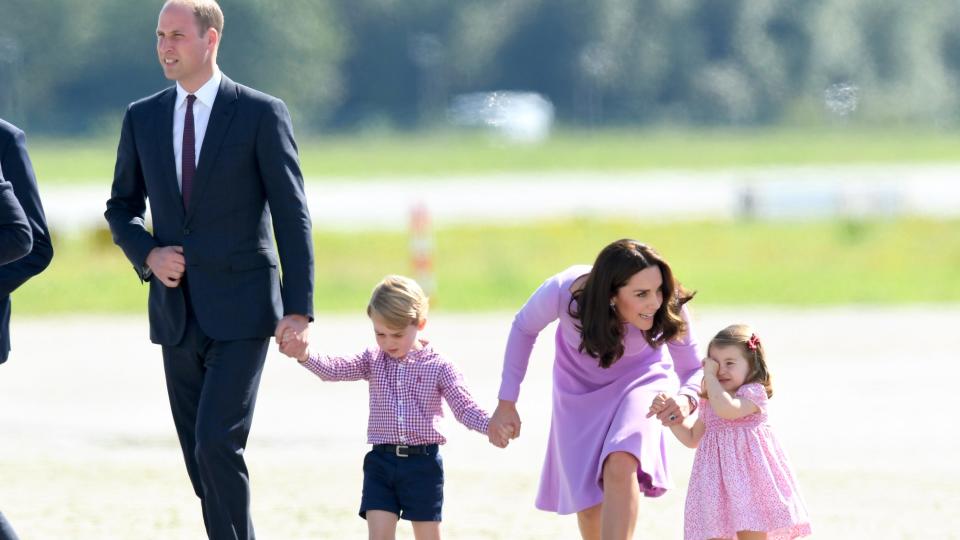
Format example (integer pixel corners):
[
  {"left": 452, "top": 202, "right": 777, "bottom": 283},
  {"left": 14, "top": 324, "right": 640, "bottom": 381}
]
[{"left": 702, "top": 357, "right": 720, "bottom": 376}]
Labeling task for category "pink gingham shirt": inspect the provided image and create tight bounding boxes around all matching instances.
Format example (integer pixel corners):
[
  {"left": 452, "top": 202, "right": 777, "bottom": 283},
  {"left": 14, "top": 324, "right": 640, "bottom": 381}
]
[{"left": 302, "top": 342, "right": 491, "bottom": 445}]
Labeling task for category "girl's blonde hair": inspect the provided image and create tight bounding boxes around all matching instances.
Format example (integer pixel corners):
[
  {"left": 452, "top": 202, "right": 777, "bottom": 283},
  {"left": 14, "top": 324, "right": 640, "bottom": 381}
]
[
  {"left": 707, "top": 323, "right": 774, "bottom": 398},
  {"left": 366, "top": 275, "right": 429, "bottom": 329}
]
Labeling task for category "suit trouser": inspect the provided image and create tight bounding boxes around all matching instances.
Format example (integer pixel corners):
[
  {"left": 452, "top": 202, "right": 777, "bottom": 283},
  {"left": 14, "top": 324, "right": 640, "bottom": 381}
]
[
  {"left": 162, "top": 306, "right": 269, "bottom": 540},
  {"left": 0, "top": 512, "right": 19, "bottom": 540}
]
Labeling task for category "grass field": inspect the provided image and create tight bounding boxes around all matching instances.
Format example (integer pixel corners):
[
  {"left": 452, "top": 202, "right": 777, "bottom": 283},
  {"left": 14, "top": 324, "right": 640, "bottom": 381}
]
[
  {"left": 14, "top": 217, "right": 960, "bottom": 314},
  {"left": 27, "top": 127, "right": 960, "bottom": 184}
]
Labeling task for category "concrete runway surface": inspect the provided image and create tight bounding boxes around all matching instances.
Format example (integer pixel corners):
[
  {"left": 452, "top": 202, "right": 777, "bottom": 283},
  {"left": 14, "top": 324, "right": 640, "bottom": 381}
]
[
  {"left": 1, "top": 307, "right": 958, "bottom": 538},
  {"left": 41, "top": 166, "right": 960, "bottom": 231}
]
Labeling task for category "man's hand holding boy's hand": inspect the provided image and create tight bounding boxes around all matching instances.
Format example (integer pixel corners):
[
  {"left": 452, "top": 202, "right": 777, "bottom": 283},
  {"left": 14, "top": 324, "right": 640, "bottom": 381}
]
[{"left": 279, "top": 328, "right": 309, "bottom": 362}]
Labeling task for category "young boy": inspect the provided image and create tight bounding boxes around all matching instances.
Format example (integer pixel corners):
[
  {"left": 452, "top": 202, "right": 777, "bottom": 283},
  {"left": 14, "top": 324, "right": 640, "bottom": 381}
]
[{"left": 280, "top": 275, "right": 503, "bottom": 540}]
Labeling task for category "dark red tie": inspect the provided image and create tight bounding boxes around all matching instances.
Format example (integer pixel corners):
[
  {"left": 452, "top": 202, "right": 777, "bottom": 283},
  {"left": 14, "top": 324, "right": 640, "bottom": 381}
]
[{"left": 181, "top": 94, "right": 197, "bottom": 209}]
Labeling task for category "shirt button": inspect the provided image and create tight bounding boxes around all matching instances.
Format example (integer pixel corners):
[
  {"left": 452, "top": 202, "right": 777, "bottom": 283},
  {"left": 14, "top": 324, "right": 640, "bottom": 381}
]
[{"left": 183, "top": 228, "right": 191, "bottom": 235}]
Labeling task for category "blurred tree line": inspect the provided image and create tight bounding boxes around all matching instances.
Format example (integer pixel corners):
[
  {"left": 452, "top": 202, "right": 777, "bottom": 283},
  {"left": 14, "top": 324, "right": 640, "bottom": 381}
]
[{"left": 1, "top": 0, "right": 959, "bottom": 134}]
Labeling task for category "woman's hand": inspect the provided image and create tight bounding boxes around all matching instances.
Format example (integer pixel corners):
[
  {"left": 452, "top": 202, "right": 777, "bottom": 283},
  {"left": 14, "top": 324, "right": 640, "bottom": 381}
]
[
  {"left": 646, "top": 392, "right": 691, "bottom": 427},
  {"left": 489, "top": 400, "right": 521, "bottom": 448}
]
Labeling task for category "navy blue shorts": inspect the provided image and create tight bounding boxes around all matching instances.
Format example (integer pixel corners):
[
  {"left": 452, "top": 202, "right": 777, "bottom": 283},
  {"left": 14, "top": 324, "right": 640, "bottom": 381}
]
[{"left": 359, "top": 445, "right": 444, "bottom": 522}]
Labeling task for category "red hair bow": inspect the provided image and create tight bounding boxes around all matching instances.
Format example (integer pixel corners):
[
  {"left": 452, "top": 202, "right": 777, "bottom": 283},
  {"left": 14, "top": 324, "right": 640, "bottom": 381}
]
[{"left": 747, "top": 333, "right": 761, "bottom": 351}]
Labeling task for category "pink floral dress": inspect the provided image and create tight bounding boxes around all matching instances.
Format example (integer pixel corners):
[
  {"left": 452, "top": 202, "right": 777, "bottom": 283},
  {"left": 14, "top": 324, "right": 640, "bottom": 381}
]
[{"left": 685, "top": 383, "right": 812, "bottom": 540}]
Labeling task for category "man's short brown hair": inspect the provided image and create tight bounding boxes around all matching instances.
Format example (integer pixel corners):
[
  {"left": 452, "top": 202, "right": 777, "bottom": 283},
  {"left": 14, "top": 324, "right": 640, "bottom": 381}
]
[{"left": 164, "top": 0, "right": 224, "bottom": 36}]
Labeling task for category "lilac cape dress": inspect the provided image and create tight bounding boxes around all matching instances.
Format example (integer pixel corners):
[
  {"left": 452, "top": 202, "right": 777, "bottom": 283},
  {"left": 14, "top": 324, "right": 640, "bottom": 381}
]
[{"left": 499, "top": 265, "right": 703, "bottom": 514}]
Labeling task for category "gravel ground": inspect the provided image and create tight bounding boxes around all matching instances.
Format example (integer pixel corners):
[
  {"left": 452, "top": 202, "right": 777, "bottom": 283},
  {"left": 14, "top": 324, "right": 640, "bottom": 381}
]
[{"left": 1, "top": 308, "right": 958, "bottom": 539}]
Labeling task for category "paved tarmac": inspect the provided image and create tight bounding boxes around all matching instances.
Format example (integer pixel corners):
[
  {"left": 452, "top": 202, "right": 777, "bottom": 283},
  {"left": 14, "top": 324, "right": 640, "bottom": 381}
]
[{"left": 1, "top": 307, "right": 958, "bottom": 538}]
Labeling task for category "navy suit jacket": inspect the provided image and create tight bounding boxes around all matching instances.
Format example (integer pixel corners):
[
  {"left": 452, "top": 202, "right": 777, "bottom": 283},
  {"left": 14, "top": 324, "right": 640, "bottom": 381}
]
[
  {"left": 0, "top": 180, "right": 30, "bottom": 267},
  {"left": 0, "top": 119, "right": 53, "bottom": 364},
  {"left": 105, "top": 75, "right": 314, "bottom": 346}
]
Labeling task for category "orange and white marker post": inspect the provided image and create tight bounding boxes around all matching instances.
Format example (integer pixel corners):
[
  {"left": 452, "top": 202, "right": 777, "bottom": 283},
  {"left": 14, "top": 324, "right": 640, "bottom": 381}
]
[{"left": 410, "top": 202, "right": 436, "bottom": 299}]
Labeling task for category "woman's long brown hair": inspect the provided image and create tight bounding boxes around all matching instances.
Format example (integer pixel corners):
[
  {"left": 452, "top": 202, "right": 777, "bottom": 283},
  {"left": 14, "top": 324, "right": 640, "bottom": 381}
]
[{"left": 570, "top": 239, "right": 695, "bottom": 368}]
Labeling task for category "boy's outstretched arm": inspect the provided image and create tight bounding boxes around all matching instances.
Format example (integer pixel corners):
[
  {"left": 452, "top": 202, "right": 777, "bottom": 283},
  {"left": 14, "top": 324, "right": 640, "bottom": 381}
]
[
  {"left": 438, "top": 363, "right": 498, "bottom": 443},
  {"left": 298, "top": 347, "right": 372, "bottom": 382}
]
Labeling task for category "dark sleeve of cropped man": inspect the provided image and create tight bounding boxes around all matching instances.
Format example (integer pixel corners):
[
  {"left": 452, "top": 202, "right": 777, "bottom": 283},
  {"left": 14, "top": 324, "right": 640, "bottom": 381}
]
[
  {"left": 0, "top": 119, "right": 54, "bottom": 364},
  {"left": 0, "top": 177, "right": 30, "bottom": 266}
]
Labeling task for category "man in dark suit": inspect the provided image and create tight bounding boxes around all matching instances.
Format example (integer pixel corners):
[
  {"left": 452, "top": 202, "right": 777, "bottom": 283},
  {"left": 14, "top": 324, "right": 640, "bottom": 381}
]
[
  {"left": 0, "top": 119, "right": 54, "bottom": 365},
  {"left": 0, "top": 118, "right": 53, "bottom": 540},
  {"left": 104, "top": 1, "right": 314, "bottom": 538}
]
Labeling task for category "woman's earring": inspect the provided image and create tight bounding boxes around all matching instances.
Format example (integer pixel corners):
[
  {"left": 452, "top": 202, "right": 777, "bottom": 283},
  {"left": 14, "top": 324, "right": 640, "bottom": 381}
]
[{"left": 609, "top": 300, "right": 616, "bottom": 309}]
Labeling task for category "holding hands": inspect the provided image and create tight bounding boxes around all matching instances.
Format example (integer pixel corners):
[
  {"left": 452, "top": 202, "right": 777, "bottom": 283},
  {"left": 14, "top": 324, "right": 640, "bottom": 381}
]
[
  {"left": 646, "top": 392, "right": 693, "bottom": 427},
  {"left": 488, "top": 400, "right": 521, "bottom": 449},
  {"left": 276, "top": 315, "right": 310, "bottom": 362}
]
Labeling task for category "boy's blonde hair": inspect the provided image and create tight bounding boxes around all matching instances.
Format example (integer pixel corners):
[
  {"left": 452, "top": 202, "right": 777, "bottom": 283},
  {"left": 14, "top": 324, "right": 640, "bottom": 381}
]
[{"left": 366, "top": 275, "right": 429, "bottom": 329}]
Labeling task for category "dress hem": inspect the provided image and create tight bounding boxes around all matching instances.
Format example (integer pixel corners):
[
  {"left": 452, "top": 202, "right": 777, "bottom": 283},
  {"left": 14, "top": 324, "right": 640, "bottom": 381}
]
[{"left": 535, "top": 446, "right": 670, "bottom": 516}]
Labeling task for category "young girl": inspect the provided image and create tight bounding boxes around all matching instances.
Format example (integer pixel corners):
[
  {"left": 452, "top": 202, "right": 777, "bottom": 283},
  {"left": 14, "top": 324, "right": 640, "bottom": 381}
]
[
  {"left": 650, "top": 324, "right": 812, "bottom": 540},
  {"left": 279, "top": 275, "right": 500, "bottom": 540}
]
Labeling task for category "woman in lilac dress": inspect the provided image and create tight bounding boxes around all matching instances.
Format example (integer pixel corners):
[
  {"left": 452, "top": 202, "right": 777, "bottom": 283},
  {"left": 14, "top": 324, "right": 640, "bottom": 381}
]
[{"left": 489, "top": 239, "right": 703, "bottom": 540}]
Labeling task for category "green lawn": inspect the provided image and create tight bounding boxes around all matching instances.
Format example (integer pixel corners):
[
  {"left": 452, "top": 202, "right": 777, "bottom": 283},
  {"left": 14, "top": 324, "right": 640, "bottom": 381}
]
[
  {"left": 14, "top": 218, "right": 960, "bottom": 314},
  {"left": 27, "top": 127, "right": 960, "bottom": 184}
]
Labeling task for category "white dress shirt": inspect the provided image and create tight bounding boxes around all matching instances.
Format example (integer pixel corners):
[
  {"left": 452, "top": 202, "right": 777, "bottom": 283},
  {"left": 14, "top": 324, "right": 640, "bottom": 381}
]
[{"left": 173, "top": 69, "right": 222, "bottom": 191}]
